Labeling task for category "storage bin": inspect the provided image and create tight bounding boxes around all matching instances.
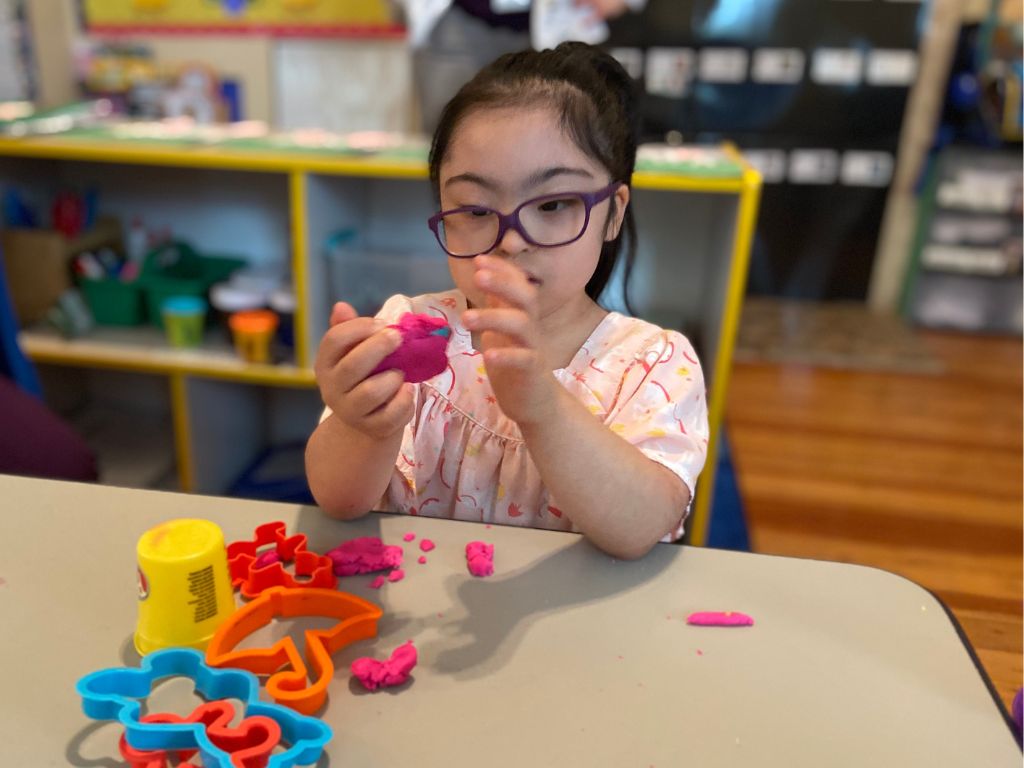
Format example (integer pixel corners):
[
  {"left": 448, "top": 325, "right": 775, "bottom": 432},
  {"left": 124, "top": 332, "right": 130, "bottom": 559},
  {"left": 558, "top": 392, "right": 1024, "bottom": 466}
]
[
  {"left": 79, "top": 277, "right": 146, "bottom": 326},
  {"left": 138, "top": 241, "right": 245, "bottom": 328}
]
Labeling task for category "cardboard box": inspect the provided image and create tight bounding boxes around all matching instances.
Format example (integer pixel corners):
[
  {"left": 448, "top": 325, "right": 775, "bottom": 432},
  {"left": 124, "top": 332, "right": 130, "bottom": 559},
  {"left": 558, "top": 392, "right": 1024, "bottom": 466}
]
[{"left": 1, "top": 217, "right": 123, "bottom": 325}]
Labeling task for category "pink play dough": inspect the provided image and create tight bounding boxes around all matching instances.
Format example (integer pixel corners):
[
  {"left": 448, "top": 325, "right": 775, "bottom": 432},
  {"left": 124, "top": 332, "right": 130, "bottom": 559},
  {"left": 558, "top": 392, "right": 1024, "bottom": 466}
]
[
  {"left": 417, "top": 555, "right": 427, "bottom": 564},
  {"left": 402, "top": 532, "right": 416, "bottom": 542},
  {"left": 387, "top": 568, "right": 405, "bottom": 583},
  {"left": 351, "top": 641, "right": 418, "bottom": 692},
  {"left": 370, "top": 313, "right": 451, "bottom": 383},
  {"left": 368, "top": 575, "right": 386, "bottom": 589},
  {"left": 465, "top": 541, "right": 494, "bottom": 577},
  {"left": 419, "top": 538, "right": 435, "bottom": 552},
  {"left": 326, "top": 537, "right": 404, "bottom": 576},
  {"left": 686, "top": 611, "right": 754, "bottom": 627},
  {"left": 253, "top": 550, "right": 281, "bottom": 569}
]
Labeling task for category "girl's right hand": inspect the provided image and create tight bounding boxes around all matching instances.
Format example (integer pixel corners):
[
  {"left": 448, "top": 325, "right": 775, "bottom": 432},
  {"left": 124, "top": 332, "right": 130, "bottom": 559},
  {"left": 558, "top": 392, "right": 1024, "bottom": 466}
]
[{"left": 314, "top": 302, "right": 415, "bottom": 440}]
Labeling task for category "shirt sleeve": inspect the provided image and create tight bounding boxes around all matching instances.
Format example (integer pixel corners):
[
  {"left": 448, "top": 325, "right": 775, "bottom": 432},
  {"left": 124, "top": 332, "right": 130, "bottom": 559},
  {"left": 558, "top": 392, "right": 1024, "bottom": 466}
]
[{"left": 608, "top": 329, "right": 709, "bottom": 541}]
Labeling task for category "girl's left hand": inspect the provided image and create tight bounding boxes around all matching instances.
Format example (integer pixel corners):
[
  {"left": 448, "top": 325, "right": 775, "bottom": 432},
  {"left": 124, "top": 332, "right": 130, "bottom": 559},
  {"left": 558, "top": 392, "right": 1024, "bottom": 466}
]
[{"left": 461, "top": 255, "right": 559, "bottom": 426}]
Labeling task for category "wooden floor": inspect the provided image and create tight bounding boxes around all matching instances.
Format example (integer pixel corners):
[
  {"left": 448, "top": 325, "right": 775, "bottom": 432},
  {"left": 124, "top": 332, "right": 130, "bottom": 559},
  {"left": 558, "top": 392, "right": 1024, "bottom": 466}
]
[{"left": 726, "top": 331, "right": 1022, "bottom": 713}]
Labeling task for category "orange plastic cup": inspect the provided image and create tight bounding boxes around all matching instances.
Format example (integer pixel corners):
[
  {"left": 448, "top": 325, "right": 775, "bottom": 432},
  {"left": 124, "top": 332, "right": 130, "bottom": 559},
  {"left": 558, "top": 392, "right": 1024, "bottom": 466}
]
[{"left": 228, "top": 310, "right": 279, "bottom": 364}]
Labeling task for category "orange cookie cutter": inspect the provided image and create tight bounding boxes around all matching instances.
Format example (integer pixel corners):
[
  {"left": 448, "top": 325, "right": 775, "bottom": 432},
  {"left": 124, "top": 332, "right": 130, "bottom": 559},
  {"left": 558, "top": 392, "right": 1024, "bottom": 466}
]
[
  {"left": 205, "top": 586, "right": 383, "bottom": 715},
  {"left": 227, "top": 522, "right": 336, "bottom": 599}
]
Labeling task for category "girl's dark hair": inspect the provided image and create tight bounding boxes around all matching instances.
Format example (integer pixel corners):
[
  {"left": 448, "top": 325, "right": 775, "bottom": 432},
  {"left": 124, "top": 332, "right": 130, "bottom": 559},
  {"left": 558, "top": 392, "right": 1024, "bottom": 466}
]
[{"left": 429, "top": 42, "right": 640, "bottom": 313}]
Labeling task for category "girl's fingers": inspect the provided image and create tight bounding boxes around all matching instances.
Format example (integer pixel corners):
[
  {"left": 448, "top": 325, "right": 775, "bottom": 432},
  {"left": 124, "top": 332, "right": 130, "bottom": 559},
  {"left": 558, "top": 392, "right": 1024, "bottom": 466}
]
[
  {"left": 361, "top": 382, "right": 416, "bottom": 435},
  {"left": 474, "top": 257, "right": 537, "bottom": 311},
  {"left": 331, "top": 327, "right": 404, "bottom": 393},
  {"left": 329, "top": 301, "right": 359, "bottom": 327},
  {"left": 345, "top": 369, "right": 406, "bottom": 417},
  {"left": 483, "top": 347, "right": 535, "bottom": 371},
  {"left": 315, "top": 317, "right": 384, "bottom": 372},
  {"left": 463, "top": 308, "right": 534, "bottom": 347}
]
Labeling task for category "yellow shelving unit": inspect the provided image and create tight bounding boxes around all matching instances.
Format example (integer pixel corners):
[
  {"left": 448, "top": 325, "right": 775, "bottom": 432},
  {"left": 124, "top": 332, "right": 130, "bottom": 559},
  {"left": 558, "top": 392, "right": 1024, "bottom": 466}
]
[{"left": 0, "top": 133, "right": 760, "bottom": 546}]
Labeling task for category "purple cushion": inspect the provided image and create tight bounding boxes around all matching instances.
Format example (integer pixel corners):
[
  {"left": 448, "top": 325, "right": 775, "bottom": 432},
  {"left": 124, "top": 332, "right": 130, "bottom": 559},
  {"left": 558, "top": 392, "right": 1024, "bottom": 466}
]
[{"left": 0, "top": 376, "right": 98, "bottom": 482}]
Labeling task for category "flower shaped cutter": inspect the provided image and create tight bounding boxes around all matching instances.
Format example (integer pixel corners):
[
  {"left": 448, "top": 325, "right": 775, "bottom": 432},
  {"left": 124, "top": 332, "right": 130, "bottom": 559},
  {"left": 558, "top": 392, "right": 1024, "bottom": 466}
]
[
  {"left": 206, "top": 586, "right": 383, "bottom": 715},
  {"left": 227, "top": 521, "right": 337, "bottom": 598},
  {"left": 76, "top": 647, "right": 331, "bottom": 767}
]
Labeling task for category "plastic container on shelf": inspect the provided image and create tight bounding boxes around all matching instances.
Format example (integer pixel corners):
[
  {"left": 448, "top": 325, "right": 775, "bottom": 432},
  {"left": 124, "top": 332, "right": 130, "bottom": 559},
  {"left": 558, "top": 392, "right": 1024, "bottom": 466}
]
[
  {"left": 228, "top": 309, "right": 279, "bottom": 364},
  {"left": 325, "top": 229, "right": 452, "bottom": 317},
  {"left": 161, "top": 296, "right": 207, "bottom": 348},
  {"left": 80, "top": 277, "right": 147, "bottom": 326},
  {"left": 139, "top": 241, "right": 246, "bottom": 329},
  {"left": 210, "top": 282, "right": 265, "bottom": 337},
  {"left": 227, "top": 266, "right": 285, "bottom": 297}
]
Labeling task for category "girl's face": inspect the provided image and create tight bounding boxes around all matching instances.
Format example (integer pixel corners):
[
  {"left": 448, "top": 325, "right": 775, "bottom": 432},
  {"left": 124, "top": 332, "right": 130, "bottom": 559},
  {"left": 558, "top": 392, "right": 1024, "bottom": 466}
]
[{"left": 437, "top": 106, "right": 630, "bottom": 318}]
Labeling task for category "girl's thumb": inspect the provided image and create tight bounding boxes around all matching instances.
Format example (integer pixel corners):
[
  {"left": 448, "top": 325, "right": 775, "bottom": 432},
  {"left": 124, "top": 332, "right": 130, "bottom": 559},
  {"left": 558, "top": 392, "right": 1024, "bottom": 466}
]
[{"left": 330, "top": 301, "right": 358, "bottom": 327}]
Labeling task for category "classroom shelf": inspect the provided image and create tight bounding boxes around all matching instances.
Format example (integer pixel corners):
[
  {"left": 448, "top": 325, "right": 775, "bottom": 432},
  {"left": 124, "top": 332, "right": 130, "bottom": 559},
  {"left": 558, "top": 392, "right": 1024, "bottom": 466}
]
[
  {"left": 0, "top": 131, "right": 760, "bottom": 546},
  {"left": 19, "top": 325, "right": 316, "bottom": 385}
]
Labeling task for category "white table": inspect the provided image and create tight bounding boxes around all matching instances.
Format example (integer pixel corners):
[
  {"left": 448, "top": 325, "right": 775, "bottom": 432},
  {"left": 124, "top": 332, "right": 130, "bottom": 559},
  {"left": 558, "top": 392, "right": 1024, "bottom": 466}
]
[{"left": 0, "top": 475, "right": 1018, "bottom": 767}]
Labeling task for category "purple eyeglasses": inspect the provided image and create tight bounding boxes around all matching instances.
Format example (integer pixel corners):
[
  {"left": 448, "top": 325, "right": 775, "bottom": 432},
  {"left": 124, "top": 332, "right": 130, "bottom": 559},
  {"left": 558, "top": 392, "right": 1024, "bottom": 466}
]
[{"left": 427, "top": 181, "right": 622, "bottom": 259}]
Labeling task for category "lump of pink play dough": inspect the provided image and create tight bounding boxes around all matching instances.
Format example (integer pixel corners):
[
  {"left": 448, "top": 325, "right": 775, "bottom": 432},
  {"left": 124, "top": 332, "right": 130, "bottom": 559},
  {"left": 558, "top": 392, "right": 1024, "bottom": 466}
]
[
  {"left": 253, "top": 550, "right": 281, "bottom": 569},
  {"left": 465, "top": 541, "right": 494, "bottom": 577},
  {"left": 686, "top": 611, "right": 754, "bottom": 627},
  {"left": 417, "top": 555, "right": 427, "bottom": 564},
  {"left": 351, "top": 641, "right": 418, "bottom": 691},
  {"left": 387, "top": 568, "right": 405, "bottom": 583},
  {"left": 370, "top": 313, "right": 451, "bottom": 383},
  {"left": 368, "top": 575, "right": 386, "bottom": 589},
  {"left": 402, "top": 532, "right": 416, "bottom": 542},
  {"left": 419, "top": 538, "right": 435, "bottom": 552},
  {"left": 326, "top": 537, "right": 403, "bottom": 576}
]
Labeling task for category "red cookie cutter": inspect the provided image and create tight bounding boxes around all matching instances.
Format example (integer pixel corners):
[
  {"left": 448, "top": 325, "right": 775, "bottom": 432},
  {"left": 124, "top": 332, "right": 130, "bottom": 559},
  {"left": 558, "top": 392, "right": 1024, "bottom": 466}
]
[
  {"left": 206, "top": 586, "right": 383, "bottom": 715},
  {"left": 118, "top": 699, "right": 280, "bottom": 768},
  {"left": 227, "top": 521, "right": 337, "bottom": 598}
]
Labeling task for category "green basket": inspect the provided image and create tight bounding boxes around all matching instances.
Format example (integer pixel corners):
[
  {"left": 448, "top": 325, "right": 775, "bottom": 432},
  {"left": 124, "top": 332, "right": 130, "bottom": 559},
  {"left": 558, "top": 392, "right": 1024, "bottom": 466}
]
[
  {"left": 139, "top": 242, "right": 245, "bottom": 328},
  {"left": 79, "top": 277, "right": 147, "bottom": 326}
]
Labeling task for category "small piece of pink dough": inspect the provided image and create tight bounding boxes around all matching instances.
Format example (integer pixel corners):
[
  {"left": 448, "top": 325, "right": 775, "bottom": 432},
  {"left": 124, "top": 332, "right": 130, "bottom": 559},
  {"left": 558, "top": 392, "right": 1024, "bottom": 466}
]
[
  {"left": 686, "top": 611, "right": 754, "bottom": 627},
  {"left": 419, "top": 538, "right": 435, "bottom": 552},
  {"left": 417, "top": 555, "right": 427, "bottom": 564},
  {"left": 402, "top": 532, "right": 416, "bottom": 542},
  {"left": 387, "top": 568, "right": 405, "bottom": 583},
  {"left": 465, "top": 541, "right": 494, "bottom": 577},
  {"left": 368, "top": 575, "right": 386, "bottom": 589},
  {"left": 253, "top": 550, "right": 281, "bottom": 569},
  {"left": 326, "top": 537, "right": 404, "bottom": 576},
  {"left": 351, "top": 641, "right": 418, "bottom": 691}
]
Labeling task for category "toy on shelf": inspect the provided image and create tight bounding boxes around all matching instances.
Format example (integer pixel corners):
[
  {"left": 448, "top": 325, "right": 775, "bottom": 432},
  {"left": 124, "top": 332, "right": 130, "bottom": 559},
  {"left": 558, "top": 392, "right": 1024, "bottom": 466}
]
[
  {"left": 76, "top": 647, "right": 332, "bottom": 768},
  {"left": 161, "top": 296, "right": 208, "bottom": 348},
  {"left": 229, "top": 310, "right": 279, "bottom": 364},
  {"left": 205, "top": 586, "right": 383, "bottom": 715}
]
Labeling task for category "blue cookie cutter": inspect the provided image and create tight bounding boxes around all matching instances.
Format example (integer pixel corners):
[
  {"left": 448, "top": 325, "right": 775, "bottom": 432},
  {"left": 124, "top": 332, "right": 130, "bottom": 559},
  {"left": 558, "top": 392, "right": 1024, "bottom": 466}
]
[{"left": 76, "top": 647, "right": 332, "bottom": 767}]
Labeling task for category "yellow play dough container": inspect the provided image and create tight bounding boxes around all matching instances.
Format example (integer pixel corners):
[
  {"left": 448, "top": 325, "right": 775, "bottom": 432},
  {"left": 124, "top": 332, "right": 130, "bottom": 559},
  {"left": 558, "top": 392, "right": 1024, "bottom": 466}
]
[{"left": 134, "top": 518, "right": 236, "bottom": 655}]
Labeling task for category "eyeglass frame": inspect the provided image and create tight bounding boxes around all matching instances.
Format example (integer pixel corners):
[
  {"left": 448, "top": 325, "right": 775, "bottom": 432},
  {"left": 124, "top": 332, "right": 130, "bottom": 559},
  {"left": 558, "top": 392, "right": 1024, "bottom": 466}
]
[{"left": 427, "top": 181, "right": 623, "bottom": 259}]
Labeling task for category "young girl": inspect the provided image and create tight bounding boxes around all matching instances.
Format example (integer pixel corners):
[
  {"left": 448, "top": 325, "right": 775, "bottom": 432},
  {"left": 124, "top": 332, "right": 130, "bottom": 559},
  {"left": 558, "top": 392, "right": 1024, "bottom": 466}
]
[{"left": 306, "top": 42, "right": 708, "bottom": 559}]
